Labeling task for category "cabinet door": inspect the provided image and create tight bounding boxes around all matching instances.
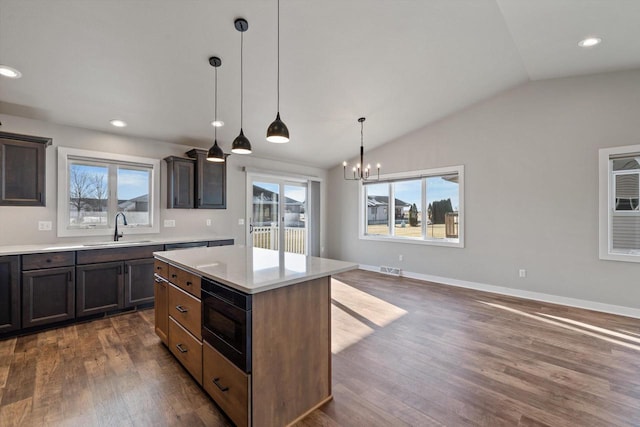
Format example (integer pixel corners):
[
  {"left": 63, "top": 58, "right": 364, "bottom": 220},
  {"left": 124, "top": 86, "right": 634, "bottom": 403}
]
[
  {"left": 76, "top": 261, "right": 124, "bottom": 317},
  {"left": 186, "top": 149, "right": 226, "bottom": 209},
  {"left": 165, "top": 156, "right": 194, "bottom": 208},
  {"left": 124, "top": 258, "right": 155, "bottom": 307},
  {"left": 0, "top": 255, "right": 20, "bottom": 333},
  {"left": 22, "top": 266, "right": 75, "bottom": 328},
  {"left": 0, "top": 132, "right": 50, "bottom": 206},
  {"left": 154, "top": 276, "right": 169, "bottom": 345}
]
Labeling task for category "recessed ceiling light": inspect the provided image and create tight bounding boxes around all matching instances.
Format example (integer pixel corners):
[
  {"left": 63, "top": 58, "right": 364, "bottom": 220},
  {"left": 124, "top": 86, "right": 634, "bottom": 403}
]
[
  {"left": 110, "top": 119, "right": 127, "bottom": 128},
  {"left": 211, "top": 120, "right": 224, "bottom": 127},
  {"left": 0, "top": 65, "right": 22, "bottom": 78},
  {"left": 578, "top": 37, "right": 602, "bottom": 48}
]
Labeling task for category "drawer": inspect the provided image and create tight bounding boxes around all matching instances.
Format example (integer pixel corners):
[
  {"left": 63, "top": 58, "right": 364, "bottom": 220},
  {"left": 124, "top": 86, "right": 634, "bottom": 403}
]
[
  {"left": 169, "top": 317, "right": 202, "bottom": 385},
  {"left": 77, "top": 245, "right": 164, "bottom": 264},
  {"left": 203, "top": 341, "right": 250, "bottom": 427},
  {"left": 168, "top": 283, "right": 201, "bottom": 340},
  {"left": 154, "top": 260, "right": 168, "bottom": 279},
  {"left": 208, "top": 239, "right": 234, "bottom": 247},
  {"left": 168, "top": 265, "right": 201, "bottom": 298},
  {"left": 22, "top": 251, "right": 75, "bottom": 270}
]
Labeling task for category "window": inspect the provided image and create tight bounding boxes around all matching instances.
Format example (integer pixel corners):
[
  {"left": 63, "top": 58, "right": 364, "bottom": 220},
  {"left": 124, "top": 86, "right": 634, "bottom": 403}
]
[
  {"left": 57, "top": 147, "right": 160, "bottom": 237},
  {"left": 599, "top": 145, "right": 640, "bottom": 261},
  {"left": 360, "top": 165, "right": 464, "bottom": 247}
]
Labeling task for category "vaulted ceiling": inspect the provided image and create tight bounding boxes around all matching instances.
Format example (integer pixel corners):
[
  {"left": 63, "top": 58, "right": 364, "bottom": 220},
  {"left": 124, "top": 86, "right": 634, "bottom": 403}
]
[{"left": 1, "top": 0, "right": 638, "bottom": 168}]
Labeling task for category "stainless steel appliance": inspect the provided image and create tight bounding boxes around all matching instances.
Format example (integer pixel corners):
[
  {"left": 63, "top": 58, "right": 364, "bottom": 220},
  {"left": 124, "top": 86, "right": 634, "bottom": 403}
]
[{"left": 201, "top": 277, "right": 252, "bottom": 372}]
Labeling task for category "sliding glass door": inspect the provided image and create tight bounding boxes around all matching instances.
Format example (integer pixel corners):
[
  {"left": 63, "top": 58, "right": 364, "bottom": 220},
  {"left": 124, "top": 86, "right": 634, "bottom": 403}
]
[{"left": 250, "top": 178, "right": 308, "bottom": 255}]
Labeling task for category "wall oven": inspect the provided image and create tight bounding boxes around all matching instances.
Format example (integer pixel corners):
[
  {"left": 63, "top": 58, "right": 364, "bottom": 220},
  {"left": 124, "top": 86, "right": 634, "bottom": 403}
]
[{"left": 201, "top": 277, "right": 252, "bottom": 373}]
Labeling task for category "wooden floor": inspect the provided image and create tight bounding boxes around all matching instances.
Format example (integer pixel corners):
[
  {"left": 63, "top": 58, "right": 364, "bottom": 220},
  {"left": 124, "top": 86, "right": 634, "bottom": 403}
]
[{"left": 2, "top": 270, "right": 640, "bottom": 426}]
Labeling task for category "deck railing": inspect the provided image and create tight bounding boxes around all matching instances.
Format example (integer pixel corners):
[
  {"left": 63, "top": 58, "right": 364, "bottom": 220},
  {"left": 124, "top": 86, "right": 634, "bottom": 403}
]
[{"left": 253, "top": 225, "right": 306, "bottom": 254}]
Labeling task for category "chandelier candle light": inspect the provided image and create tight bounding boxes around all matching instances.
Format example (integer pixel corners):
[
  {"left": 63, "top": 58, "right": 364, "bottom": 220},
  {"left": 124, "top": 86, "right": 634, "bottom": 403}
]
[
  {"left": 207, "top": 56, "right": 226, "bottom": 162},
  {"left": 343, "top": 117, "right": 381, "bottom": 181}
]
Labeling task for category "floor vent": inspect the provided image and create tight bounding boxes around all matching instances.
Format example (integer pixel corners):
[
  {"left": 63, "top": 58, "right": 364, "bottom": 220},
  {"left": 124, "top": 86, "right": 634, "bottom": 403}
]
[{"left": 380, "top": 266, "right": 402, "bottom": 276}]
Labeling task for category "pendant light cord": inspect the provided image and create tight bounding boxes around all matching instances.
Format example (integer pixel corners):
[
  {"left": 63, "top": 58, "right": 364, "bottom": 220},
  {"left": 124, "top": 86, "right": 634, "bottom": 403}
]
[
  {"left": 277, "top": 0, "right": 280, "bottom": 111},
  {"left": 214, "top": 66, "right": 218, "bottom": 140},
  {"left": 240, "top": 31, "right": 244, "bottom": 129}
]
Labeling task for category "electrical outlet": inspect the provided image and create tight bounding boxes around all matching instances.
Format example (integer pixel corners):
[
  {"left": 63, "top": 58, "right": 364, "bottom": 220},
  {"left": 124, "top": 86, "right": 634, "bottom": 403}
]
[
  {"left": 206, "top": 219, "right": 212, "bottom": 226},
  {"left": 164, "top": 219, "right": 176, "bottom": 228},
  {"left": 519, "top": 269, "right": 527, "bottom": 278},
  {"left": 398, "top": 254, "right": 404, "bottom": 261},
  {"left": 38, "top": 221, "right": 52, "bottom": 231},
  {"left": 238, "top": 218, "right": 245, "bottom": 225}
]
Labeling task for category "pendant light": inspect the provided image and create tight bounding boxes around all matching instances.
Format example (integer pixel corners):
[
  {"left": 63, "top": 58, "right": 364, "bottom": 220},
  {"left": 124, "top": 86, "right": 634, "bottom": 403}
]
[
  {"left": 266, "top": 0, "right": 289, "bottom": 143},
  {"left": 231, "top": 18, "right": 252, "bottom": 155},
  {"left": 343, "top": 117, "right": 381, "bottom": 181},
  {"left": 207, "top": 56, "right": 225, "bottom": 162}
]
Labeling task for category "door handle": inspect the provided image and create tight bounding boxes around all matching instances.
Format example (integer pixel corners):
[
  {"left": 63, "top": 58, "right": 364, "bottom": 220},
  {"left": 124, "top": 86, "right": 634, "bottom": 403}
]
[{"left": 249, "top": 223, "right": 254, "bottom": 234}]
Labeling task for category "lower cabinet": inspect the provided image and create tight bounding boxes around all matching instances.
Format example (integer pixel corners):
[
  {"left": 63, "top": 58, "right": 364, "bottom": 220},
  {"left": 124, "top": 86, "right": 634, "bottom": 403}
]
[
  {"left": 0, "top": 255, "right": 20, "bottom": 333},
  {"left": 76, "top": 261, "right": 123, "bottom": 317},
  {"left": 203, "top": 341, "right": 250, "bottom": 427},
  {"left": 124, "top": 258, "right": 155, "bottom": 307},
  {"left": 169, "top": 317, "right": 203, "bottom": 384},
  {"left": 22, "top": 266, "right": 75, "bottom": 327}
]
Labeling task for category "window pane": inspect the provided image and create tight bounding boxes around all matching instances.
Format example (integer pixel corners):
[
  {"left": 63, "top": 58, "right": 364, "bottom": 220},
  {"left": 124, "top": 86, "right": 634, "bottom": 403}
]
[
  {"left": 393, "top": 180, "right": 422, "bottom": 238},
  {"left": 69, "top": 163, "right": 108, "bottom": 227},
  {"left": 365, "top": 183, "right": 390, "bottom": 236},
  {"left": 253, "top": 182, "right": 280, "bottom": 250},
  {"left": 117, "top": 167, "right": 150, "bottom": 226},
  {"left": 614, "top": 173, "right": 639, "bottom": 211},
  {"left": 284, "top": 184, "right": 307, "bottom": 255},
  {"left": 426, "top": 174, "right": 459, "bottom": 240}
]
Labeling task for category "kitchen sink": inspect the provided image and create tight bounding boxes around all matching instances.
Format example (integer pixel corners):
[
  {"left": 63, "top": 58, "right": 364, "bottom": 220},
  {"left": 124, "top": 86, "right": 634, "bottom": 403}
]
[{"left": 83, "top": 240, "right": 153, "bottom": 247}]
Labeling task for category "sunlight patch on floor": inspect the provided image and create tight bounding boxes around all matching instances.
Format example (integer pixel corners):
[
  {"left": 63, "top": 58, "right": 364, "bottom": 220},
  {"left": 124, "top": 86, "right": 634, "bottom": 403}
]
[
  {"left": 332, "top": 279, "right": 408, "bottom": 327},
  {"left": 330, "top": 279, "right": 408, "bottom": 354},
  {"left": 478, "top": 301, "right": 640, "bottom": 352},
  {"left": 331, "top": 304, "right": 375, "bottom": 354},
  {"left": 537, "top": 313, "right": 640, "bottom": 345}
]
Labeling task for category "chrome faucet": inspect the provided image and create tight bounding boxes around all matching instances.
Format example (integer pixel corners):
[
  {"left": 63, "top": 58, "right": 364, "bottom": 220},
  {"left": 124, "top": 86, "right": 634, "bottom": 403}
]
[{"left": 114, "top": 212, "right": 128, "bottom": 241}]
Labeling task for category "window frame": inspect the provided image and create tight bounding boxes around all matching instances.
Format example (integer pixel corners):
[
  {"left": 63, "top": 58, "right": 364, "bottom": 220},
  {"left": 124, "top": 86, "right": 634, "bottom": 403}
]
[
  {"left": 599, "top": 144, "right": 640, "bottom": 262},
  {"left": 358, "top": 165, "right": 464, "bottom": 248},
  {"left": 57, "top": 147, "right": 160, "bottom": 238}
]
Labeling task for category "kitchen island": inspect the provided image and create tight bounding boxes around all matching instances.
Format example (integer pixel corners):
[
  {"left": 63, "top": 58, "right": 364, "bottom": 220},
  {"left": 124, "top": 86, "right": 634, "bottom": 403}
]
[{"left": 153, "top": 246, "right": 357, "bottom": 427}]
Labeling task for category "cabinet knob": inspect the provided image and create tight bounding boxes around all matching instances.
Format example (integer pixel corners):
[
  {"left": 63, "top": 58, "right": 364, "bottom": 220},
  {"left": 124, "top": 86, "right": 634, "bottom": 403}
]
[
  {"left": 46, "top": 259, "right": 52, "bottom": 263},
  {"left": 186, "top": 281, "right": 192, "bottom": 286}
]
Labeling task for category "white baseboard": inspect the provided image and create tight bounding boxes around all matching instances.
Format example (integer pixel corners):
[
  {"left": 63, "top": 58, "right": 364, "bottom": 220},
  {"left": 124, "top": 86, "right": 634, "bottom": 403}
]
[{"left": 358, "top": 264, "right": 640, "bottom": 319}]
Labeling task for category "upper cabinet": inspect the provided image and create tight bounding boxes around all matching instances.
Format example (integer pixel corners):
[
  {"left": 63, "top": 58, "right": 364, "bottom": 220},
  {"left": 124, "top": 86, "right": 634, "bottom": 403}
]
[
  {"left": 186, "top": 149, "right": 226, "bottom": 209},
  {"left": 164, "top": 150, "right": 227, "bottom": 210},
  {"left": 0, "top": 131, "right": 51, "bottom": 206},
  {"left": 164, "top": 156, "right": 195, "bottom": 209}
]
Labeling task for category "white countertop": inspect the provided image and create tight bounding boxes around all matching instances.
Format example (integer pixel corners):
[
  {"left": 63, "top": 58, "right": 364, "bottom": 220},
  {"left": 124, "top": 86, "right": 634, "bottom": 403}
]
[
  {"left": 154, "top": 246, "right": 358, "bottom": 294},
  {"left": 0, "top": 236, "right": 234, "bottom": 256}
]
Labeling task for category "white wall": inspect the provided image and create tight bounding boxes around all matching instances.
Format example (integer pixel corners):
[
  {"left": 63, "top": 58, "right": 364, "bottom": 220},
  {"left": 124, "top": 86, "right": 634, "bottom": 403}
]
[
  {"left": 0, "top": 114, "right": 327, "bottom": 251},
  {"left": 327, "top": 69, "right": 640, "bottom": 310}
]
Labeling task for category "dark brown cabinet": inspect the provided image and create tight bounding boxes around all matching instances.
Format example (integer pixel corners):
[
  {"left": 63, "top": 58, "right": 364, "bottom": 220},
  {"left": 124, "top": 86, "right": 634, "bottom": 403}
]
[
  {"left": 0, "top": 255, "right": 20, "bottom": 333},
  {"left": 22, "top": 266, "right": 75, "bottom": 328},
  {"left": 124, "top": 258, "right": 155, "bottom": 307},
  {"left": 165, "top": 156, "right": 195, "bottom": 209},
  {"left": 76, "top": 261, "right": 123, "bottom": 317},
  {"left": 0, "top": 131, "right": 51, "bottom": 206},
  {"left": 186, "top": 149, "right": 226, "bottom": 209}
]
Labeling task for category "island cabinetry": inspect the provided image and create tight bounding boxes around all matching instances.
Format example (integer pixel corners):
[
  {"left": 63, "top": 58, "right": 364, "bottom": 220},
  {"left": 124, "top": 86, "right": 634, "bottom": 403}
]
[
  {"left": 154, "top": 260, "right": 169, "bottom": 345},
  {"left": 203, "top": 341, "right": 250, "bottom": 427},
  {"left": 168, "top": 264, "right": 201, "bottom": 297},
  {"left": 0, "top": 255, "right": 20, "bottom": 333},
  {"left": 22, "top": 252, "right": 75, "bottom": 327},
  {"left": 169, "top": 317, "right": 203, "bottom": 384},
  {"left": 76, "top": 245, "right": 162, "bottom": 317}
]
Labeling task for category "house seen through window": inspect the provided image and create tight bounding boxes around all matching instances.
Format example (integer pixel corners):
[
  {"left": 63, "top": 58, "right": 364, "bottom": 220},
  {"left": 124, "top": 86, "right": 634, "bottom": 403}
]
[{"left": 362, "top": 165, "right": 464, "bottom": 247}]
